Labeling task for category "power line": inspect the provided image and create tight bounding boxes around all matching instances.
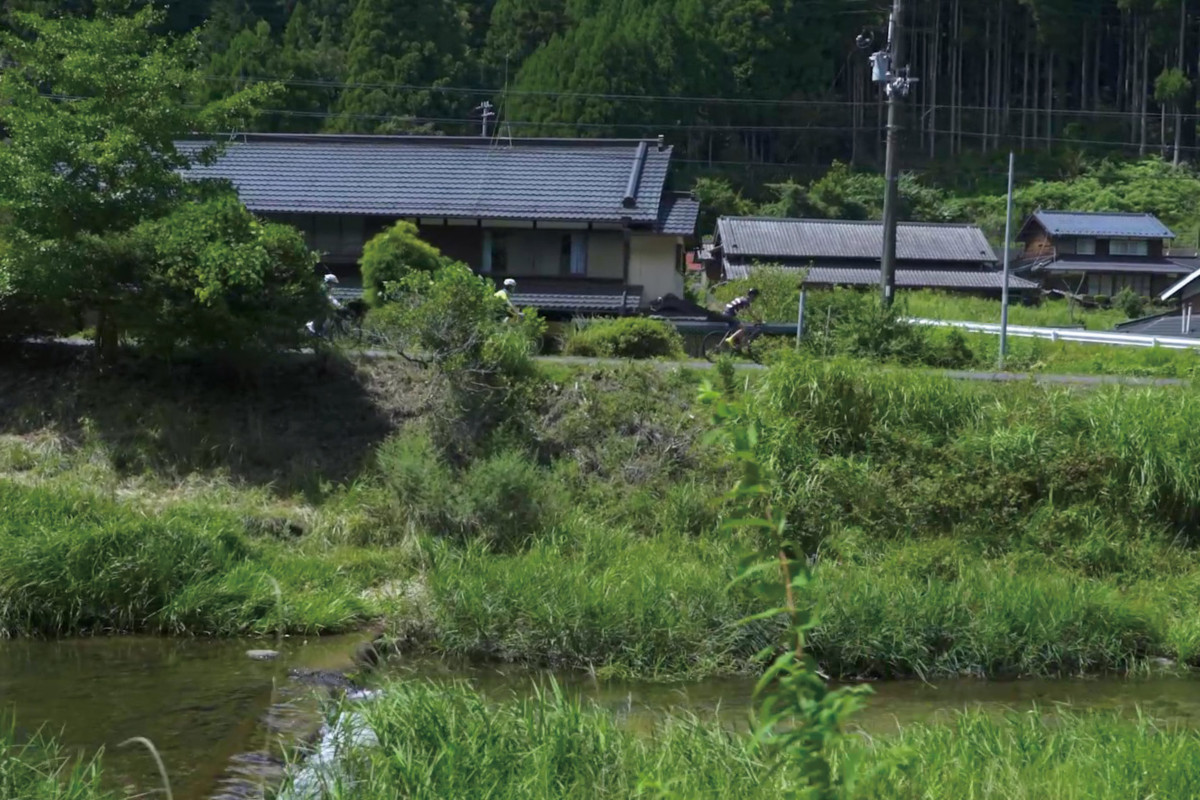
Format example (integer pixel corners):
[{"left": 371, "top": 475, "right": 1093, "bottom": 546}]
[{"left": 203, "top": 73, "right": 1200, "bottom": 123}]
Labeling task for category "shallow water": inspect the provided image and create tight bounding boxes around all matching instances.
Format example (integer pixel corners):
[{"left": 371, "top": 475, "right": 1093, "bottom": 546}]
[
  {"left": 0, "top": 636, "right": 364, "bottom": 800},
  {"left": 4, "top": 638, "right": 1200, "bottom": 799}
]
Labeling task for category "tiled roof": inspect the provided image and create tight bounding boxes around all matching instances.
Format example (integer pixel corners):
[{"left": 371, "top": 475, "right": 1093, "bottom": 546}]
[
  {"left": 657, "top": 193, "right": 700, "bottom": 236},
  {"left": 1025, "top": 210, "right": 1175, "bottom": 239},
  {"left": 1116, "top": 314, "right": 1200, "bottom": 338},
  {"left": 510, "top": 284, "right": 642, "bottom": 314},
  {"left": 179, "top": 134, "right": 673, "bottom": 227},
  {"left": 725, "top": 262, "right": 1038, "bottom": 291},
  {"left": 717, "top": 217, "right": 997, "bottom": 263},
  {"left": 1036, "top": 257, "right": 1190, "bottom": 275}
]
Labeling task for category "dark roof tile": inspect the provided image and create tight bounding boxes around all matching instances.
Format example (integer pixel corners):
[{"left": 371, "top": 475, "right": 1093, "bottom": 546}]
[
  {"left": 180, "top": 134, "right": 672, "bottom": 226},
  {"left": 657, "top": 193, "right": 699, "bottom": 236},
  {"left": 1028, "top": 210, "right": 1175, "bottom": 239},
  {"left": 725, "top": 262, "right": 1037, "bottom": 291},
  {"left": 717, "top": 217, "right": 997, "bottom": 263}
]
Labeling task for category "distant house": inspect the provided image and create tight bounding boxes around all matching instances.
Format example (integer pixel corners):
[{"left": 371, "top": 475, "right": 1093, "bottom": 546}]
[
  {"left": 712, "top": 217, "right": 1037, "bottom": 295},
  {"left": 1016, "top": 211, "right": 1190, "bottom": 298},
  {"left": 181, "top": 134, "right": 699, "bottom": 316}
]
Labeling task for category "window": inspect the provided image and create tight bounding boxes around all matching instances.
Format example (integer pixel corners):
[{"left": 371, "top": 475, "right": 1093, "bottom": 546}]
[
  {"left": 560, "top": 235, "right": 572, "bottom": 275},
  {"left": 559, "top": 232, "right": 587, "bottom": 276},
  {"left": 482, "top": 231, "right": 509, "bottom": 274},
  {"left": 1075, "top": 237, "right": 1096, "bottom": 255},
  {"left": 1110, "top": 239, "right": 1149, "bottom": 256}
]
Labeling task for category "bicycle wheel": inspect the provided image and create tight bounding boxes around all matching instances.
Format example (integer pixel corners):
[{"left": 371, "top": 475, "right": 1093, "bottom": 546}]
[{"left": 702, "top": 331, "right": 729, "bottom": 362}]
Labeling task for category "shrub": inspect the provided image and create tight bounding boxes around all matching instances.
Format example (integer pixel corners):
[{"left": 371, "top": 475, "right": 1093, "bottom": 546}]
[
  {"left": 367, "top": 263, "right": 546, "bottom": 457},
  {"left": 458, "top": 450, "right": 556, "bottom": 549},
  {"left": 127, "top": 194, "right": 324, "bottom": 356},
  {"left": 374, "top": 428, "right": 457, "bottom": 540},
  {"left": 359, "top": 221, "right": 448, "bottom": 306},
  {"left": 563, "top": 317, "right": 684, "bottom": 359},
  {"left": 1114, "top": 286, "right": 1147, "bottom": 319}
]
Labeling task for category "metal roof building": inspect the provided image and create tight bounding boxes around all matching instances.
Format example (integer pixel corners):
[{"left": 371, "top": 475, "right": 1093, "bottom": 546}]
[{"left": 714, "top": 217, "right": 1034, "bottom": 294}]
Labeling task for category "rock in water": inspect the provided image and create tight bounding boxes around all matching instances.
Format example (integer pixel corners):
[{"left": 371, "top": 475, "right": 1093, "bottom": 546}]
[{"left": 246, "top": 649, "right": 280, "bottom": 661}]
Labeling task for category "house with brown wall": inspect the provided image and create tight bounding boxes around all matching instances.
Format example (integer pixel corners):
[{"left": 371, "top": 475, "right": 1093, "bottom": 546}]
[{"left": 1016, "top": 210, "right": 1189, "bottom": 298}]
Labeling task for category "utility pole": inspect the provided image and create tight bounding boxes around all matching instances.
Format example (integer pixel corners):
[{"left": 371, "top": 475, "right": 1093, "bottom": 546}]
[
  {"left": 475, "top": 101, "right": 496, "bottom": 137},
  {"left": 999, "top": 151, "right": 1016, "bottom": 370},
  {"left": 862, "top": 0, "right": 917, "bottom": 308}
]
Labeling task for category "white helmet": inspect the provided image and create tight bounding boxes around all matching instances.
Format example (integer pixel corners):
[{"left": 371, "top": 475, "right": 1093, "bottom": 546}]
[
  {"left": 503, "top": 278, "right": 517, "bottom": 289},
  {"left": 323, "top": 273, "right": 339, "bottom": 285}
]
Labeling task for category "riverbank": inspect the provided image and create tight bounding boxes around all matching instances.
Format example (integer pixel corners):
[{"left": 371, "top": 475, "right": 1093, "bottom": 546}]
[
  {"left": 4, "top": 348, "right": 1200, "bottom": 679},
  {"left": 282, "top": 682, "right": 1200, "bottom": 799}
]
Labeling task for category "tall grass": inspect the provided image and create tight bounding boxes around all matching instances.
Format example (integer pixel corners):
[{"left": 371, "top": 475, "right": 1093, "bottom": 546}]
[
  {"left": 291, "top": 683, "right": 1200, "bottom": 800},
  {"left": 903, "top": 289, "right": 1132, "bottom": 330},
  {"left": 0, "top": 481, "right": 385, "bottom": 636},
  {"left": 0, "top": 721, "right": 112, "bottom": 800}
]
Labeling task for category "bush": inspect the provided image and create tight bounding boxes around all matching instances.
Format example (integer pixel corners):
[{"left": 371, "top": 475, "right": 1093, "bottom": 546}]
[
  {"left": 359, "top": 221, "right": 448, "bottom": 306},
  {"left": 374, "top": 428, "right": 457, "bottom": 540},
  {"left": 1114, "top": 286, "right": 1147, "bottom": 319},
  {"left": 128, "top": 194, "right": 324, "bottom": 357},
  {"left": 563, "top": 317, "right": 684, "bottom": 359},
  {"left": 367, "top": 263, "right": 546, "bottom": 457},
  {"left": 459, "top": 450, "right": 557, "bottom": 549}
]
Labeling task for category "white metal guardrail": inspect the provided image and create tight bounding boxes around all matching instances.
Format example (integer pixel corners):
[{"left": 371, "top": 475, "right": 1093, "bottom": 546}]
[{"left": 907, "top": 318, "right": 1200, "bottom": 351}]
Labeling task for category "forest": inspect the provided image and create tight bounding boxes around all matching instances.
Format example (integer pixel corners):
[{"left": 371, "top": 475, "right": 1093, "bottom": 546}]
[{"left": 5, "top": 0, "right": 1200, "bottom": 191}]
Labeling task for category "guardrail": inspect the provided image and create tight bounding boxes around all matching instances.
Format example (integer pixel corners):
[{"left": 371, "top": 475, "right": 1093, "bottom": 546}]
[{"left": 908, "top": 318, "right": 1200, "bottom": 350}]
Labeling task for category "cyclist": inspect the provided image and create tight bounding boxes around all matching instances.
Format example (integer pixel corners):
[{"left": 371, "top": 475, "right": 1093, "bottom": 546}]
[
  {"left": 494, "top": 278, "right": 521, "bottom": 319},
  {"left": 306, "top": 274, "right": 343, "bottom": 337},
  {"left": 720, "top": 287, "right": 760, "bottom": 350}
]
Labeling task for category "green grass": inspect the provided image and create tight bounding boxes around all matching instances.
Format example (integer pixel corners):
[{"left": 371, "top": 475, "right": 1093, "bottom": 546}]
[
  {"left": 0, "top": 722, "right": 112, "bottom": 800},
  {"left": 11, "top": 353, "right": 1200, "bottom": 680},
  {"left": 290, "top": 681, "right": 1200, "bottom": 800},
  {"left": 0, "top": 481, "right": 398, "bottom": 637},
  {"left": 902, "top": 290, "right": 1133, "bottom": 331}
]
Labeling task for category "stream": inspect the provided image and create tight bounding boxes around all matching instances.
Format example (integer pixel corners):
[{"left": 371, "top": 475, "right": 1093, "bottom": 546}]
[{"left": 3, "top": 638, "right": 1200, "bottom": 800}]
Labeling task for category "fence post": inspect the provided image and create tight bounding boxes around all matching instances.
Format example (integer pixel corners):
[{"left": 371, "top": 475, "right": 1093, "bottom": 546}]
[{"left": 796, "top": 289, "right": 807, "bottom": 348}]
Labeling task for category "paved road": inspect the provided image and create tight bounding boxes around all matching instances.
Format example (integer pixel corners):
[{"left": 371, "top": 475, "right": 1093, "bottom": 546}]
[
  {"left": 15, "top": 339, "right": 1187, "bottom": 388},
  {"left": 538, "top": 356, "right": 1188, "bottom": 387}
]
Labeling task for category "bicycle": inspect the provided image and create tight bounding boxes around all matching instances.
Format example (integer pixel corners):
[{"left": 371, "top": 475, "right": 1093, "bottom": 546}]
[{"left": 703, "top": 323, "right": 765, "bottom": 363}]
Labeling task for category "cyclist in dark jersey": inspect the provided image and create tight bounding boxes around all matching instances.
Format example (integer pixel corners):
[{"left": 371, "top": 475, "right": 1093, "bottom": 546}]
[{"left": 720, "top": 287, "right": 760, "bottom": 349}]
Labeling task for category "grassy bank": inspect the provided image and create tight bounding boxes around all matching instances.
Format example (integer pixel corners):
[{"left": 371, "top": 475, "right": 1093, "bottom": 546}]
[
  {"left": 286, "top": 682, "right": 1200, "bottom": 799},
  {"left": 0, "top": 723, "right": 111, "bottom": 800},
  {"left": 0, "top": 481, "right": 398, "bottom": 636},
  {"left": 7, "top": 347, "right": 1200, "bottom": 678}
]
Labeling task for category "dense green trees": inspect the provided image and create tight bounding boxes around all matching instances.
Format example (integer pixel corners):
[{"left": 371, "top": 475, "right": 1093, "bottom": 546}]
[
  {"left": 13, "top": 0, "right": 1187, "bottom": 174},
  {"left": 0, "top": 5, "right": 320, "bottom": 356}
]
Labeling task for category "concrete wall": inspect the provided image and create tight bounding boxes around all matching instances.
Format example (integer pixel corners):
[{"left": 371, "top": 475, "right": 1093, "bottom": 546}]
[{"left": 629, "top": 234, "right": 683, "bottom": 302}]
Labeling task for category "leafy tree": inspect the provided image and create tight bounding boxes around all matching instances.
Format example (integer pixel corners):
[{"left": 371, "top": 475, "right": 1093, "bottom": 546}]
[
  {"left": 359, "top": 221, "right": 450, "bottom": 306},
  {"left": 127, "top": 194, "right": 323, "bottom": 355},
  {"left": 0, "top": 3, "right": 274, "bottom": 357},
  {"left": 333, "top": 0, "right": 471, "bottom": 133},
  {"left": 274, "top": 0, "right": 342, "bottom": 131},
  {"left": 482, "top": 0, "right": 570, "bottom": 77},
  {"left": 692, "top": 177, "right": 756, "bottom": 233},
  {"left": 368, "top": 262, "right": 545, "bottom": 457}
]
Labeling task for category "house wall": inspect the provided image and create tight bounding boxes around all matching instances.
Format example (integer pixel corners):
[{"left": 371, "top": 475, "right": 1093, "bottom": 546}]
[
  {"left": 269, "top": 213, "right": 639, "bottom": 286},
  {"left": 1054, "top": 272, "right": 1180, "bottom": 298},
  {"left": 1021, "top": 231, "right": 1055, "bottom": 259},
  {"left": 629, "top": 234, "right": 684, "bottom": 302}
]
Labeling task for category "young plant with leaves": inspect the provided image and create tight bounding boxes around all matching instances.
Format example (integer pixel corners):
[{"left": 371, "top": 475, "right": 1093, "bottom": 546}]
[{"left": 700, "top": 382, "right": 871, "bottom": 798}]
